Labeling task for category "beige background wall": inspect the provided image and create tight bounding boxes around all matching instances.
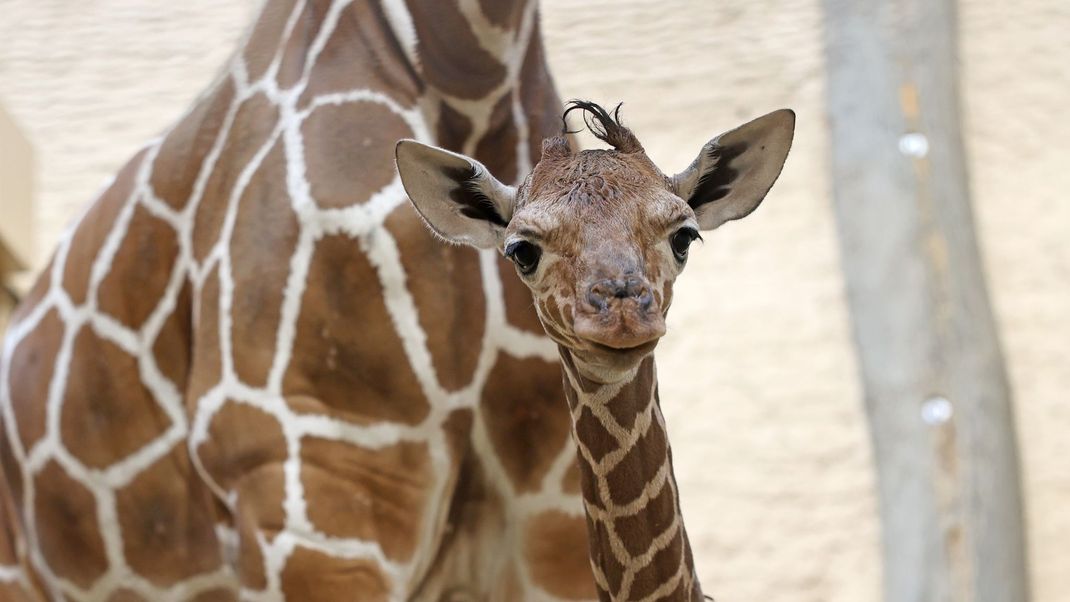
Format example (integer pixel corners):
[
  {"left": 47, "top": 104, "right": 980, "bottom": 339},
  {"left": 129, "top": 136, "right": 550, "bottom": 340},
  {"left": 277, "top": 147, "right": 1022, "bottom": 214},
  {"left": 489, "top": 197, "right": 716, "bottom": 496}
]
[
  {"left": 0, "top": 1, "right": 1066, "bottom": 601},
  {"left": 0, "top": 104, "right": 34, "bottom": 328}
]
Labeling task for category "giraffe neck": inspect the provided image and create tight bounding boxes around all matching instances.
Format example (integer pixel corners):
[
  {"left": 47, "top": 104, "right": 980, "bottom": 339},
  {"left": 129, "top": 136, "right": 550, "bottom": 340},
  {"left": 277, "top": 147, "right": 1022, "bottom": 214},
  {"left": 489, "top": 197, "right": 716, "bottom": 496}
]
[
  {"left": 560, "top": 352, "right": 703, "bottom": 602},
  {"left": 385, "top": 0, "right": 555, "bottom": 180}
]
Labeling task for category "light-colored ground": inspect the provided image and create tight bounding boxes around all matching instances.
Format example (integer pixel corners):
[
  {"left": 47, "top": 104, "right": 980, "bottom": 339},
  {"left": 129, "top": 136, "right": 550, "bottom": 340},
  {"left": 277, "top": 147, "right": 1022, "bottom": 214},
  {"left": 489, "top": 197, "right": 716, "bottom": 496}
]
[{"left": 0, "top": 1, "right": 1066, "bottom": 601}]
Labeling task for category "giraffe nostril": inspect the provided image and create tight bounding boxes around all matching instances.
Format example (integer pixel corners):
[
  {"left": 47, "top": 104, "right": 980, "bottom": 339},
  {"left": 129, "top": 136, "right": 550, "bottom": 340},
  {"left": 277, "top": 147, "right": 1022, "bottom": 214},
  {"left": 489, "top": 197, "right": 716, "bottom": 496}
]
[
  {"left": 587, "top": 277, "right": 655, "bottom": 311},
  {"left": 638, "top": 289, "right": 654, "bottom": 311},
  {"left": 587, "top": 288, "right": 608, "bottom": 311}
]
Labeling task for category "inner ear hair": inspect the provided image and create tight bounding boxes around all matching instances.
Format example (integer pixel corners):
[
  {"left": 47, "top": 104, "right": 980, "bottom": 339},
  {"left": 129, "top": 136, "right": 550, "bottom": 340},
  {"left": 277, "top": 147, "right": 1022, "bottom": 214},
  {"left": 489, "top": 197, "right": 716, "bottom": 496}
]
[
  {"left": 688, "top": 140, "right": 748, "bottom": 210},
  {"left": 672, "top": 108, "right": 795, "bottom": 230},
  {"left": 444, "top": 165, "right": 508, "bottom": 227}
]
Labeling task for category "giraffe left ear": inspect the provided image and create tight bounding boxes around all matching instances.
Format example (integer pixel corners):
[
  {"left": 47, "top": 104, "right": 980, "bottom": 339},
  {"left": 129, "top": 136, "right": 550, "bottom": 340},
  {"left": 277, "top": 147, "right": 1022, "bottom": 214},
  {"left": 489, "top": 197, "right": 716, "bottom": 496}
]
[
  {"left": 671, "top": 109, "right": 795, "bottom": 230},
  {"left": 396, "top": 140, "right": 517, "bottom": 249}
]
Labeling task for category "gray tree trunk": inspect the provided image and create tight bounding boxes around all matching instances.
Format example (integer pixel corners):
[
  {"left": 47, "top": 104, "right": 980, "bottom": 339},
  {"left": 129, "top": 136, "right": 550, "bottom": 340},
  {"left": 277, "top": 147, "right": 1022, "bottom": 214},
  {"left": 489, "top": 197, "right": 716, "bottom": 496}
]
[{"left": 821, "top": 1, "right": 1029, "bottom": 601}]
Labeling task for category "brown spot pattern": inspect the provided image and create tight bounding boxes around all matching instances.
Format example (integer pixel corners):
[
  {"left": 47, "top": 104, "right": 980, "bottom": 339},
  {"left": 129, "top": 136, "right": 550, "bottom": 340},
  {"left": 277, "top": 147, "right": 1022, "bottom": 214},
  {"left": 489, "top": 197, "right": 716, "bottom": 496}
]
[
  {"left": 0, "top": 582, "right": 43, "bottom": 602},
  {"left": 151, "top": 79, "right": 236, "bottom": 211},
  {"left": 106, "top": 589, "right": 146, "bottom": 602},
  {"left": 593, "top": 520, "right": 625, "bottom": 595},
  {"left": 63, "top": 149, "right": 147, "bottom": 305},
  {"left": 612, "top": 481, "right": 675, "bottom": 558},
  {"left": 281, "top": 546, "right": 389, "bottom": 602},
  {"left": 0, "top": 476, "right": 21, "bottom": 566},
  {"left": 198, "top": 402, "right": 287, "bottom": 589},
  {"left": 192, "top": 93, "right": 279, "bottom": 263},
  {"left": 575, "top": 406, "right": 617, "bottom": 465},
  {"left": 441, "top": 408, "right": 475, "bottom": 462},
  {"left": 478, "top": 0, "right": 522, "bottom": 28},
  {"left": 152, "top": 280, "right": 192, "bottom": 388},
  {"left": 626, "top": 528, "right": 684, "bottom": 601},
  {"left": 115, "top": 451, "right": 223, "bottom": 587},
  {"left": 7, "top": 309, "right": 62, "bottom": 450},
  {"left": 436, "top": 101, "right": 472, "bottom": 152},
  {"left": 235, "top": 506, "right": 269, "bottom": 591},
  {"left": 480, "top": 355, "right": 569, "bottom": 493},
  {"left": 576, "top": 453, "right": 603, "bottom": 513},
  {"left": 523, "top": 511, "right": 596, "bottom": 600},
  {"left": 197, "top": 400, "right": 287, "bottom": 496},
  {"left": 98, "top": 205, "right": 179, "bottom": 330},
  {"left": 302, "top": 102, "right": 410, "bottom": 209},
  {"left": 497, "top": 256, "right": 545, "bottom": 335},
  {"left": 0, "top": 430, "right": 23, "bottom": 518},
  {"left": 242, "top": 0, "right": 297, "bottom": 81},
  {"left": 520, "top": 18, "right": 567, "bottom": 160},
  {"left": 235, "top": 464, "right": 286, "bottom": 592},
  {"left": 228, "top": 141, "right": 298, "bottom": 387},
  {"left": 300, "top": 437, "right": 432, "bottom": 562},
  {"left": 238, "top": 468, "right": 287, "bottom": 536},
  {"left": 276, "top": 0, "right": 327, "bottom": 89},
  {"left": 0, "top": 0, "right": 591, "bottom": 595},
  {"left": 187, "top": 266, "right": 221, "bottom": 409},
  {"left": 60, "top": 328, "right": 171, "bottom": 469},
  {"left": 33, "top": 461, "right": 107, "bottom": 588},
  {"left": 191, "top": 588, "right": 238, "bottom": 602},
  {"left": 605, "top": 413, "right": 667, "bottom": 507},
  {"left": 564, "top": 360, "right": 701, "bottom": 599},
  {"left": 385, "top": 206, "right": 485, "bottom": 392},
  {"left": 283, "top": 234, "right": 429, "bottom": 425},
  {"left": 558, "top": 353, "right": 604, "bottom": 397},
  {"left": 404, "top": 0, "right": 505, "bottom": 99},
  {"left": 296, "top": 0, "right": 419, "bottom": 106},
  {"left": 474, "top": 93, "right": 519, "bottom": 184},
  {"left": 605, "top": 356, "right": 653, "bottom": 432}
]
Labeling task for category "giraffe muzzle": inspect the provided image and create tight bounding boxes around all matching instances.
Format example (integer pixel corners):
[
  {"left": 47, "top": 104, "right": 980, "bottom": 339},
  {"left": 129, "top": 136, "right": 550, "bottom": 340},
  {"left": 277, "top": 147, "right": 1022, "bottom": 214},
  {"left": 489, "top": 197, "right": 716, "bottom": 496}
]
[
  {"left": 574, "top": 276, "right": 666, "bottom": 351},
  {"left": 585, "top": 276, "right": 654, "bottom": 312}
]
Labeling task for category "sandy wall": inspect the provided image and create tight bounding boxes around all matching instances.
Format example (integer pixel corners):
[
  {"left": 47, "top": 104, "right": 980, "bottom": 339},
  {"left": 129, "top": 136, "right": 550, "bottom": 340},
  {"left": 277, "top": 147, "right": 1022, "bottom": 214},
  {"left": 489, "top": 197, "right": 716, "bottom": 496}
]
[{"left": 0, "top": 1, "right": 1065, "bottom": 600}]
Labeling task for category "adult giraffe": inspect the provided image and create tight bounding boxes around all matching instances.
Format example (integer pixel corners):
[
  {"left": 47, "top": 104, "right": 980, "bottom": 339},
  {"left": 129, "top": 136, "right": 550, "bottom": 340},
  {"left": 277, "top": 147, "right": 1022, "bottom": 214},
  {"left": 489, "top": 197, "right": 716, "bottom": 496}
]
[{"left": 0, "top": 0, "right": 595, "bottom": 600}]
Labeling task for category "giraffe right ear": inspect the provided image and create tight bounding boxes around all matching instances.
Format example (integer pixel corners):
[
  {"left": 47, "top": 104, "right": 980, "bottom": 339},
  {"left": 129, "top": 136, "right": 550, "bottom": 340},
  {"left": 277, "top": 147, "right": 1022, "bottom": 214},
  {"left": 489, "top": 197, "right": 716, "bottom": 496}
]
[
  {"left": 395, "top": 140, "right": 517, "bottom": 249},
  {"left": 671, "top": 109, "right": 795, "bottom": 231}
]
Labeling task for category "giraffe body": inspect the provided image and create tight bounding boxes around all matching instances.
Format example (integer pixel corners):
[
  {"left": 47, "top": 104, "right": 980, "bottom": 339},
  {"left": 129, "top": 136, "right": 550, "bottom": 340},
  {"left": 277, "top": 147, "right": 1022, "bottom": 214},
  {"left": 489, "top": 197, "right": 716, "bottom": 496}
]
[{"left": 0, "top": 1, "right": 597, "bottom": 600}]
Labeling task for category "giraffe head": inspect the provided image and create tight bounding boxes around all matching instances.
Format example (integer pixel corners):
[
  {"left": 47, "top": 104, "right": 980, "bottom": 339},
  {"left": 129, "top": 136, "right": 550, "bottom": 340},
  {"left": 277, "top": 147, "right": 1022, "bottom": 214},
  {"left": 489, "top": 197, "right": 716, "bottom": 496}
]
[{"left": 397, "top": 101, "right": 794, "bottom": 380}]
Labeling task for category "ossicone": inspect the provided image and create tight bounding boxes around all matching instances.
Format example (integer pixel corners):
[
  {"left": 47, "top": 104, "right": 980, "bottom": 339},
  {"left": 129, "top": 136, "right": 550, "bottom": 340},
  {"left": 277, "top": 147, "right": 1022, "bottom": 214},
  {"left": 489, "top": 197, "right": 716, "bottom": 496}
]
[{"left": 541, "top": 135, "right": 572, "bottom": 160}]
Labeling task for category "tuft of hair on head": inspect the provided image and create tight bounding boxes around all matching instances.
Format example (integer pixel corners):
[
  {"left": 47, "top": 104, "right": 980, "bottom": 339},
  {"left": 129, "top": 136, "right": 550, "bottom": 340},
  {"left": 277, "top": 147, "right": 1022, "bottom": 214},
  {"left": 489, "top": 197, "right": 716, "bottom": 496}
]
[
  {"left": 541, "top": 135, "right": 573, "bottom": 160},
  {"left": 561, "top": 100, "right": 643, "bottom": 154}
]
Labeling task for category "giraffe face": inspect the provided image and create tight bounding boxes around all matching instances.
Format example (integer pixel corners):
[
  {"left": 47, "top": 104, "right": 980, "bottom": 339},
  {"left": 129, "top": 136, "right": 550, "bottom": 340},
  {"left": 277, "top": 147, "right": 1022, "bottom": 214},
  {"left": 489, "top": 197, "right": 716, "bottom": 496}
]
[
  {"left": 397, "top": 101, "right": 795, "bottom": 370},
  {"left": 500, "top": 144, "right": 695, "bottom": 364}
]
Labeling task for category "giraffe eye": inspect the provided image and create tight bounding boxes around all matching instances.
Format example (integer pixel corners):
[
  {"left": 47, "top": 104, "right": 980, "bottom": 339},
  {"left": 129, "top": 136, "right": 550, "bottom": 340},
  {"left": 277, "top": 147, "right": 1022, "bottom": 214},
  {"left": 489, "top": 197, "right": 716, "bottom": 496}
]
[
  {"left": 505, "top": 240, "right": 542, "bottom": 275},
  {"left": 670, "top": 228, "right": 699, "bottom": 262}
]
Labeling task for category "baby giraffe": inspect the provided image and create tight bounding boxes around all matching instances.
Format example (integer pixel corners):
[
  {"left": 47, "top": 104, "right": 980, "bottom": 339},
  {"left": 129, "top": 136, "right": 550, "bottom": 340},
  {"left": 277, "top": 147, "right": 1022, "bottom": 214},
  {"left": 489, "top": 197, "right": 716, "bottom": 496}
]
[{"left": 396, "top": 101, "right": 794, "bottom": 602}]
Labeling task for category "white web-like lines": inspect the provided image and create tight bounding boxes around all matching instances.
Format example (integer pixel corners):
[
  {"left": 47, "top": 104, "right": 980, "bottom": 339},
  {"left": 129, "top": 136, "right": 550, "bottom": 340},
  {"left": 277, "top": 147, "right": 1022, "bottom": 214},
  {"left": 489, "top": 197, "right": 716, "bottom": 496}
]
[
  {"left": 0, "top": 0, "right": 593, "bottom": 600},
  {"left": 560, "top": 361, "right": 692, "bottom": 602},
  {"left": 0, "top": 131, "right": 238, "bottom": 600}
]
